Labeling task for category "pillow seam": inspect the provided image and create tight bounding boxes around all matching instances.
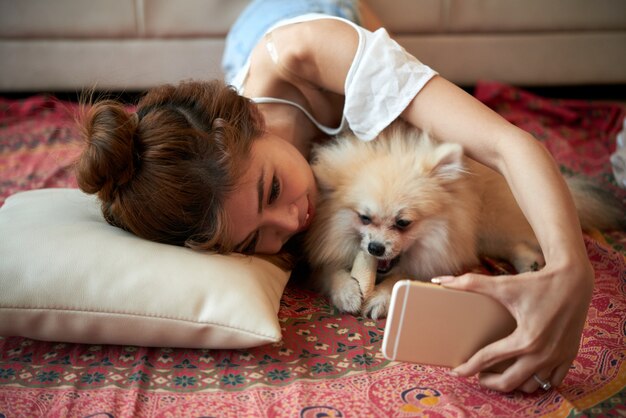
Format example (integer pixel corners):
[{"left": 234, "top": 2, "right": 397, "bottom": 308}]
[{"left": 0, "top": 306, "right": 279, "bottom": 339}]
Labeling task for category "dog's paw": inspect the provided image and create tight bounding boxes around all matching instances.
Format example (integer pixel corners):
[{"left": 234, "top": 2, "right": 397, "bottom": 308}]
[
  {"left": 362, "top": 287, "right": 392, "bottom": 320},
  {"left": 328, "top": 271, "right": 363, "bottom": 314},
  {"left": 510, "top": 242, "right": 545, "bottom": 273}
]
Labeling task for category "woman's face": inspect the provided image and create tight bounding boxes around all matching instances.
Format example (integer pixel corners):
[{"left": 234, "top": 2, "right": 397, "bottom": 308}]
[{"left": 223, "top": 132, "right": 317, "bottom": 254}]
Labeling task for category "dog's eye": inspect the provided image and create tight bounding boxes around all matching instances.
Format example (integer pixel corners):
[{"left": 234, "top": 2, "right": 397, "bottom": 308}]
[
  {"left": 358, "top": 214, "right": 372, "bottom": 225},
  {"left": 395, "top": 219, "right": 412, "bottom": 230}
]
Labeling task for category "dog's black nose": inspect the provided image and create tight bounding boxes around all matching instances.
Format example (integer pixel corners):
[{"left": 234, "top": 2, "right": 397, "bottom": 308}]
[{"left": 368, "top": 242, "right": 386, "bottom": 257}]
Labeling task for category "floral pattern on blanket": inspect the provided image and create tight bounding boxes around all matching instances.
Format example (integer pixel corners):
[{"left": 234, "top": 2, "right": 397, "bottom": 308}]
[
  {"left": 1, "top": 82, "right": 625, "bottom": 417},
  {"left": 0, "top": 239, "right": 624, "bottom": 417}
]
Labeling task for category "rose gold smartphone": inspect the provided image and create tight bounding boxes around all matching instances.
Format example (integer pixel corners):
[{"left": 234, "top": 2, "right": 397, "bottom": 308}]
[{"left": 382, "top": 280, "right": 516, "bottom": 368}]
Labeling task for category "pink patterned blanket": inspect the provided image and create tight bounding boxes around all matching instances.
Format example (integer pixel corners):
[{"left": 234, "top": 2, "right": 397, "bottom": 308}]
[{"left": 1, "top": 82, "right": 625, "bottom": 417}]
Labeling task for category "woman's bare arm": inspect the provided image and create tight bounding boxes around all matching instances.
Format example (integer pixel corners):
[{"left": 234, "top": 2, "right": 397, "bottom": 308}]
[
  {"left": 402, "top": 76, "right": 594, "bottom": 392},
  {"left": 270, "top": 19, "right": 594, "bottom": 392},
  {"left": 402, "top": 76, "right": 586, "bottom": 258}
]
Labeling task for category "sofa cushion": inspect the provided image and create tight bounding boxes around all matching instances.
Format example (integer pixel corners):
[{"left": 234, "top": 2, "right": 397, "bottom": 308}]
[
  {"left": 367, "top": 0, "right": 626, "bottom": 34},
  {"left": 0, "top": 0, "right": 246, "bottom": 38},
  {"left": 2, "top": 0, "right": 625, "bottom": 39},
  {"left": 446, "top": 0, "right": 626, "bottom": 32},
  {"left": 0, "top": 0, "right": 138, "bottom": 38},
  {"left": 144, "top": 0, "right": 249, "bottom": 37}
]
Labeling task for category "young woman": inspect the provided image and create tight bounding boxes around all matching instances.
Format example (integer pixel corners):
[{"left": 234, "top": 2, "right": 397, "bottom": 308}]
[{"left": 76, "top": 0, "right": 594, "bottom": 393}]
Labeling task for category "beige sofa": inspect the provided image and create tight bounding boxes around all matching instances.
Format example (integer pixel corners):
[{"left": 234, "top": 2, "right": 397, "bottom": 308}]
[{"left": 1, "top": 0, "right": 625, "bottom": 92}]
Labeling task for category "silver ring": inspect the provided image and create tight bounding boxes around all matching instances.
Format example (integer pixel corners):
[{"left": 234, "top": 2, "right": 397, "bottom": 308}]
[{"left": 533, "top": 374, "right": 552, "bottom": 391}]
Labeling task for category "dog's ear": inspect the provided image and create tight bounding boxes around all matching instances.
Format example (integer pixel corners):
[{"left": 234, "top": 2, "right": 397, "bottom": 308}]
[
  {"left": 311, "top": 162, "right": 337, "bottom": 193},
  {"left": 310, "top": 146, "right": 340, "bottom": 193},
  {"left": 310, "top": 138, "right": 358, "bottom": 193},
  {"left": 430, "top": 142, "right": 465, "bottom": 180}
]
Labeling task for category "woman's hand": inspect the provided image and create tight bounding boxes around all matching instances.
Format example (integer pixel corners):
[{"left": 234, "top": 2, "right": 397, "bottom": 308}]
[
  {"left": 435, "top": 255, "right": 594, "bottom": 393},
  {"left": 404, "top": 76, "right": 596, "bottom": 392}
]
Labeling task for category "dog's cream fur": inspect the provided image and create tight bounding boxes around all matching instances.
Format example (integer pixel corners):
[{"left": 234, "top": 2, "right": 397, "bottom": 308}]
[{"left": 303, "top": 121, "right": 623, "bottom": 319}]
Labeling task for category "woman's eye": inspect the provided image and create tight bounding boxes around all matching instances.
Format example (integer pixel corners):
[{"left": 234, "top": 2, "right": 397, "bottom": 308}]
[
  {"left": 395, "top": 219, "right": 412, "bottom": 229},
  {"left": 268, "top": 176, "right": 280, "bottom": 204},
  {"left": 359, "top": 214, "right": 372, "bottom": 225}
]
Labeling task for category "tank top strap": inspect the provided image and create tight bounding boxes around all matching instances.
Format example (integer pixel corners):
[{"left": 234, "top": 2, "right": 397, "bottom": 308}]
[{"left": 251, "top": 96, "right": 347, "bottom": 136}]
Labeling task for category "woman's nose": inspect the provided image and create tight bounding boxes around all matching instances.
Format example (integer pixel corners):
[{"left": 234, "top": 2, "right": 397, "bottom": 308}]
[{"left": 266, "top": 203, "right": 299, "bottom": 233}]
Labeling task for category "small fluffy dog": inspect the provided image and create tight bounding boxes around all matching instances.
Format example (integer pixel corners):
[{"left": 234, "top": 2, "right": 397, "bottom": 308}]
[{"left": 303, "top": 121, "right": 624, "bottom": 319}]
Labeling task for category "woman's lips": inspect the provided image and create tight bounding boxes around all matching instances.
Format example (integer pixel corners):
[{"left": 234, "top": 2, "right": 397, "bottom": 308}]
[{"left": 300, "top": 195, "right": 315, "bottom": 231}]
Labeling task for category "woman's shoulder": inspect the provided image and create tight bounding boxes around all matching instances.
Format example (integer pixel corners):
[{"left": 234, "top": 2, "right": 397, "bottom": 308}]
[
  {"left": 264, "top": 18, "right": 360, "bottom": 95},
  {"left": 242, "top": 15, "right": 360, "bottom": 94}
]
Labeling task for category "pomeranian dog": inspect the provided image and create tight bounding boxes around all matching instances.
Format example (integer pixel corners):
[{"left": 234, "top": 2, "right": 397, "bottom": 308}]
[{"left": 303, "top": 121, "right": 624, "bottom": 319}]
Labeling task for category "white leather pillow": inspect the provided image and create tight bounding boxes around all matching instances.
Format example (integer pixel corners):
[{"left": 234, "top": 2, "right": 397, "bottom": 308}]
[{"left": 0, "top": 188, "right": 290, "bottom": 348}]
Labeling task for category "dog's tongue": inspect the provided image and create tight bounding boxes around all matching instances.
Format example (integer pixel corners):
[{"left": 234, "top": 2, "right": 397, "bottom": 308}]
[{"left": 377, "top": 259, "right": 392, "bottom": 273}]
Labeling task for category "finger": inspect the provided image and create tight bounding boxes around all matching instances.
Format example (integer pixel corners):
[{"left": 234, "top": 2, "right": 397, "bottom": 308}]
[
  {"left": 518, "top": 362, "right": 571, "bottom": 393},
  {"left": 551, "top": 362, "right": 571, "bottom": 387},
  {"left": 518, "top": 370, "right": 554, "bottom": 393},
  {"left": 453, "top": 333, "right": 521, "bottom": 377},
  {"left": 432, "top": 272, "right": 506, "bottom": 300},
  {"left": 517, "top": 375, "right": 540, "bottom": 393},
  {"left": 433, "top": 272, "right": 522, "bottom": 325},
  {"left": 477, "top": 361, "right": 552, "bottom": 393},
  {"left": 477, "top": 352, "right": 563, "bottom": 393},
  {"left": 477, "top": 370, "right": 526, "bottom": 393}
]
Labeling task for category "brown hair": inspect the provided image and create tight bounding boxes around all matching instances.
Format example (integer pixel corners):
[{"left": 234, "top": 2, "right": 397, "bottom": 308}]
[{"left": 75, "top": 80, "right": 263, "bottom": 253}]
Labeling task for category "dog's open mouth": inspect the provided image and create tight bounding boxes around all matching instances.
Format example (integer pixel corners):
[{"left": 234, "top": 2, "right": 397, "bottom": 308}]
[{"left": 376, "top": 256, "right": 400, "bottom": 274}]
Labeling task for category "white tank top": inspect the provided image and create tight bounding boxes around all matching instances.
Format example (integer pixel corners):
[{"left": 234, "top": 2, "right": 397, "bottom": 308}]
[{"left": 230, "top": 13, "right": 437, "bottom": 141}]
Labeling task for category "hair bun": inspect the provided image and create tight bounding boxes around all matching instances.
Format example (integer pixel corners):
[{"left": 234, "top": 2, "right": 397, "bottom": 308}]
[{"left": 76, "top": 100, "right": 139, "bottom": 201}]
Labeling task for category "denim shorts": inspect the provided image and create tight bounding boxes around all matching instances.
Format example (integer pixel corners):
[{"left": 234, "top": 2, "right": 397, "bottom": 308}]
[{"left": 222, "top": 0, "right": 361, "bottom": 83}]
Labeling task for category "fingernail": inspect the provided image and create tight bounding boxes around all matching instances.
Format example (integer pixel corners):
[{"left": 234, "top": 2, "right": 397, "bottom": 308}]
[
  {"left": 447, "top": 370, "right": 459, "bottom": 377},
  {"left": 431, "top": 276, "right": 454, "bottom": 284}
]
